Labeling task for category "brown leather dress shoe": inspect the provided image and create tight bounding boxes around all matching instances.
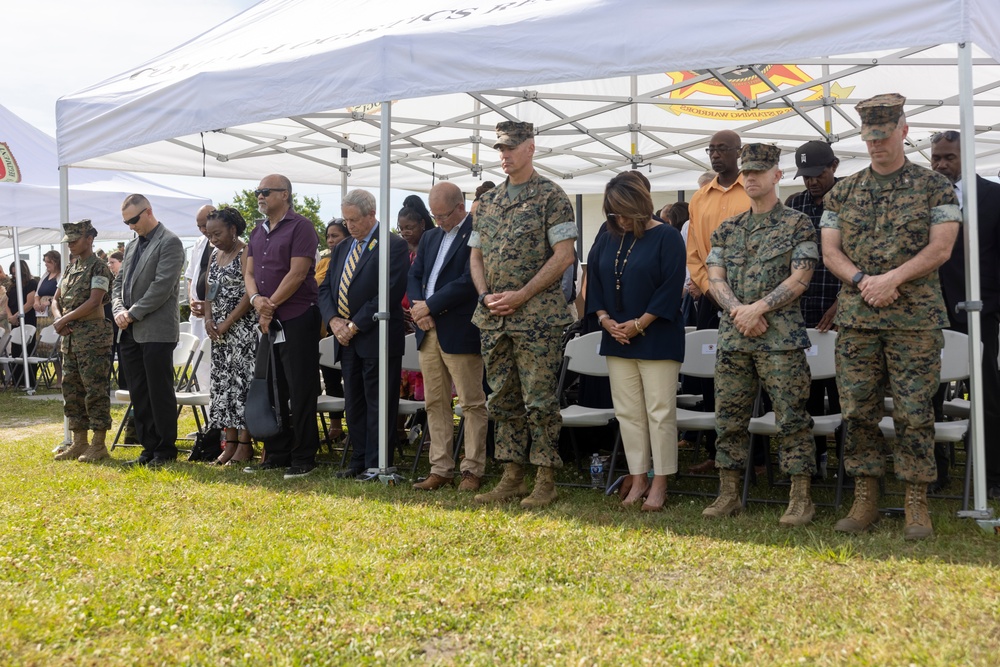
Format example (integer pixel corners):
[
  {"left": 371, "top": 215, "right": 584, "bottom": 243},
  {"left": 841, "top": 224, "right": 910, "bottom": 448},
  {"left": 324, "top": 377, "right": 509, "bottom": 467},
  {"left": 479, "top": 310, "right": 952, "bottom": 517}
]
[
  {"left": 413, "top": 473, "right": 454, "bottom": 491},
  {"left": 457, "top": 471, "right": 482, "bottom": 491}
]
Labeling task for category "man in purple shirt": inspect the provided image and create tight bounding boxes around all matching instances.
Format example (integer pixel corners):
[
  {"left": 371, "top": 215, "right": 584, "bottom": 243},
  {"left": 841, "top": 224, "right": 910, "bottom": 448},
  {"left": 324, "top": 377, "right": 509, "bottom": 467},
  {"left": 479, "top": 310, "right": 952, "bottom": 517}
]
[{"left": 243, "top": 174, "right": 321, "bottom": 478}]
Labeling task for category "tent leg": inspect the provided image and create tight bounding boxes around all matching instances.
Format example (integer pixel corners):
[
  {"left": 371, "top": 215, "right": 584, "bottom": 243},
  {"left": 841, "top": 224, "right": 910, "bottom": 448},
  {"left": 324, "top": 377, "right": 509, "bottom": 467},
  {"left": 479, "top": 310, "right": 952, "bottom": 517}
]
[
  {"left": 954, "top": 41, "right": 993, "bottom": 522},
  {"left": 373, "top": 99, "right": 403, "bottom": 487}
]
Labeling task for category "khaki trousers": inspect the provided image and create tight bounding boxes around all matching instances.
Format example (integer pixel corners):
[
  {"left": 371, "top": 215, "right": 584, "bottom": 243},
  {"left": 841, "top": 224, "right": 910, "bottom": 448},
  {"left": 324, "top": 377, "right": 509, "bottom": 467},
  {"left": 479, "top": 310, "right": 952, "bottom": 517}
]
[
  {"left": 419, "top": 328, "right": 488, "bottom": 478},
  {"left": 607, "top": 356, "right": 681, "bottom": 475}
]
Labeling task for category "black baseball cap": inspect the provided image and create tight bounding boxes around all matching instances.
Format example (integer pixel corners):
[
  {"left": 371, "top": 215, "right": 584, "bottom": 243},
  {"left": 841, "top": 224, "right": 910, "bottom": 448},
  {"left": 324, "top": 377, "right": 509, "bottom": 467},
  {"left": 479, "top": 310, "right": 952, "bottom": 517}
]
[{"left": 794, "top": 141, "right": 837, "bottom": 178}]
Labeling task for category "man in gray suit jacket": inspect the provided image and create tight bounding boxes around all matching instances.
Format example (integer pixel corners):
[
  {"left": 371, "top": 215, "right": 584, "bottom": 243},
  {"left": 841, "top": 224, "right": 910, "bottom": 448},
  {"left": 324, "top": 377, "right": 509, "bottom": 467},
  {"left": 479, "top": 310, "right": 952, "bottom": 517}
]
[{"left": 112, "top": 194, "right": 186, "bottom": 466}]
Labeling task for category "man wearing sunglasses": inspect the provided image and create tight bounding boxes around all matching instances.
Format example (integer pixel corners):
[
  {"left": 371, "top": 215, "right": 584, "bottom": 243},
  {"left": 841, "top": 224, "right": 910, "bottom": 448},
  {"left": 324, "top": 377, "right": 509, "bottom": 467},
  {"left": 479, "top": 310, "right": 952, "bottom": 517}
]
[
  {"left": 111, "top": 194, "right": 186, "bottom": 467},
  {"left": 243, "top": 174, "right": 322, "bottom": 479}
]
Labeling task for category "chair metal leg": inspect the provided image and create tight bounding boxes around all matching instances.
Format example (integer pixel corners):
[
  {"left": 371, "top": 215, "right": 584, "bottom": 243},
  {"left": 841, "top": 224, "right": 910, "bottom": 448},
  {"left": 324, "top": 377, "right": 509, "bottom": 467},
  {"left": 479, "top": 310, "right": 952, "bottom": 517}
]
[{"left": 604, "top": 429, "right": 623, "bottom": 495}]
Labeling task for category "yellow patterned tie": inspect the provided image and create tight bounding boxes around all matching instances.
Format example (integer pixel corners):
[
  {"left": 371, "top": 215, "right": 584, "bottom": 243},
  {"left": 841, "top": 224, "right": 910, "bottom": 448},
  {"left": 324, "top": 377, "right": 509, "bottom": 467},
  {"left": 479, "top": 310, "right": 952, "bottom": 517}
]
[{"left": 337, "top": 241, "right": 364, "bottom": 318}]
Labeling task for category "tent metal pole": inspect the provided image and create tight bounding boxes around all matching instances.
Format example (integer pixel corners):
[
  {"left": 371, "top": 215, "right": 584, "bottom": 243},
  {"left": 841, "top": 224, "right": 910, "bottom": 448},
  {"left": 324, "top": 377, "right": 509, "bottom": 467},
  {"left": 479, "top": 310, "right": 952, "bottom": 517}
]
[
  {"left": 375, "top": 100, "right": 401, "bottom": 484},
  {"left": 955, "top": 42, "right": 992, "bottom": 520},
  {"left": 341, "top": 148, "right": 348, "bottom": 200},
  {"left": 630, "top": 75, "right": 638, "bottom": 165},
  {"left": 58, "top": 165, "right": 71, "bottom": 445},
  {"left": 10, "top": 229, "right": 33, "bottom": 394}
]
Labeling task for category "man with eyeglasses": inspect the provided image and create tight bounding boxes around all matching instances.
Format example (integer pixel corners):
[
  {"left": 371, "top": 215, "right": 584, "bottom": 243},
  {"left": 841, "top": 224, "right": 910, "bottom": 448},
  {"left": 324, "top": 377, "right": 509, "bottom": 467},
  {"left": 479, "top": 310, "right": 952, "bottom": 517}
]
[
  {"left": 243, "top": 174, "right": 322, "bottom": 479},
  {"left": 822, "top": 94, "right": 961, "bottom": 539},
  {"left": 470, "top": 121, "right": 577, "bottom": 509},
  {"left": 684, "top": 129, "right": 751, "bottom": 474},
  {"left": 931, "top": 130, "right": 1000, "bottom": 500},
  {"left": 111, "top": 194, "right": 186, "bottom": 467},
  {"left": 319, "top": 188, "right": 409, "bottom": 480},
  {"left": 408, "top": 182, "right": 488, "bottom": 492}
]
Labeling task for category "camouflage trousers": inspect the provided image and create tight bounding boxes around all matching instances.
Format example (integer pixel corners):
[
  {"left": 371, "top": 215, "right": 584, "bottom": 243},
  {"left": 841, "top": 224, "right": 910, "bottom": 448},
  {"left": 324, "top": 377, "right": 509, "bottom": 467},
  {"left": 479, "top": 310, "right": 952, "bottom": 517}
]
[
  {"left": 480, "top": 326, "right": 564, "bottom": 467},
  {"left": 715, "top": 348, "right": 815, "bottom": 476},
  {"left": 837, "top": 327, "right": 942, "bottom": 483},
  {"left": 62, "top": 334, "right": 112, "bottom": 431}
]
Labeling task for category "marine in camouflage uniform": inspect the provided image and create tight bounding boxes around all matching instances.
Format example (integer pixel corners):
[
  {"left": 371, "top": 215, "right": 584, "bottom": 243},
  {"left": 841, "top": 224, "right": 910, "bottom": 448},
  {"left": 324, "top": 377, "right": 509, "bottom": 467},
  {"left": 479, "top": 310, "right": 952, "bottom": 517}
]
[
  {"left": 820, "top": 93, "right": 962, "bottom": 539},
  {"left": 703, "top": 143, "right": 819, "bottom": 525},
  {"left": 469, "top": 121, "right": 577, "bottom": 508},
  {"left": 52, "top": 220, "right": 114, "bottom": 462}
]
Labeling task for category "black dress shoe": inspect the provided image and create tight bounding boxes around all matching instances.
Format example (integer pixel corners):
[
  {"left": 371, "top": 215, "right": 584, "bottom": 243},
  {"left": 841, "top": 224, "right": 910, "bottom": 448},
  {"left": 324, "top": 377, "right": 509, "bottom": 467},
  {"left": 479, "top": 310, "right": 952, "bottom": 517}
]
[
  {"left": 988, "top": 485, "right": 1000, "bottom": 501},
  {"left": 335, "top": 467, "right": 365, "bottom": 479},
  {"left": 148, "top": 457, "right": 176, "bottom": 469}
]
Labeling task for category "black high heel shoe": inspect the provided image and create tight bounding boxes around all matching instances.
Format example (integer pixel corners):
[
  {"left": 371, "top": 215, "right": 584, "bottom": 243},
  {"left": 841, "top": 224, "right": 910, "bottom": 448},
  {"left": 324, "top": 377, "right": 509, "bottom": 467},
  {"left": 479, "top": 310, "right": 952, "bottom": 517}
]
[{"left": 226, "top": 440, "right": 254, "bottom": 466}]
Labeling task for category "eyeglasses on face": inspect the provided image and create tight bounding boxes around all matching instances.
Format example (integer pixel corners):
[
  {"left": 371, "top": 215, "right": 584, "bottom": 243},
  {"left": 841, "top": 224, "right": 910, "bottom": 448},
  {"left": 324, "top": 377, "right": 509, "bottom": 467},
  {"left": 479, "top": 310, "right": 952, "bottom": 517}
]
[
  {"left": 705, "top": 146, "right": 738, "bottom": 155},
  {"left": 431, "top": 203, "right": 461, "bottom": 222},
  {"left": 123, "top": 208, "right": 147, "bottom": 226},
  {"left": 254, "top": 188, "right": 288, "bottom": 198}
]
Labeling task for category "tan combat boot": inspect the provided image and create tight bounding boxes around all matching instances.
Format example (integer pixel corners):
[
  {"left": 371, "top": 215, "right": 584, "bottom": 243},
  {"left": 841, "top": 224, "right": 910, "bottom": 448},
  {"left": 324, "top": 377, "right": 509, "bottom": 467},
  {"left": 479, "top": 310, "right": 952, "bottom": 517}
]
[
  {"left": 903, "top": 482, "right": 934, "bottom": 540},
  {"left": 78, "top": 430, "right": 110, "bottom": 463},
  {"left": 473, "top": 462, "right": 528, "bottom": 504},
  {"left": 779, "top": 474, "right": 816, "bottom": 527},
  {"left": 55, "top": 430, "right": 89, "bottom": 461},
  {"left": 520, "top": 466, "right": 558, "bottom": 509},
  {"left": 834, "top": 476, "right": 880, "bottom": 533},
  {"left": 702, "top": 469, "right": 743, "bottom": 518}
]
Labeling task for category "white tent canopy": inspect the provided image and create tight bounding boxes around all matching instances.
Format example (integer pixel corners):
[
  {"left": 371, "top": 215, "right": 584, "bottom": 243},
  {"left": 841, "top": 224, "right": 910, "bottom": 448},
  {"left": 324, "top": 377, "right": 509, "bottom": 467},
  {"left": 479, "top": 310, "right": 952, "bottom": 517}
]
[
  {"left": 54, "top": 0, "right": 1000, "bottom": 516},
  {"left": 56, "top": 0, "right": 1000, "bottom": 194},
  {"left": 0, "top": 102, "right": 210, "bottom": 248}
]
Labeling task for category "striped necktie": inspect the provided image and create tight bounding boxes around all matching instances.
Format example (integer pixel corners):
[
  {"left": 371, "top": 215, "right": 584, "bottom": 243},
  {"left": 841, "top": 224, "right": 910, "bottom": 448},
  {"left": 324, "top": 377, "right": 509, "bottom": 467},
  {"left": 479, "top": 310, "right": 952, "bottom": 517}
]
[{"left": 337, "top": 241, "right": 364, "bottom": 318}]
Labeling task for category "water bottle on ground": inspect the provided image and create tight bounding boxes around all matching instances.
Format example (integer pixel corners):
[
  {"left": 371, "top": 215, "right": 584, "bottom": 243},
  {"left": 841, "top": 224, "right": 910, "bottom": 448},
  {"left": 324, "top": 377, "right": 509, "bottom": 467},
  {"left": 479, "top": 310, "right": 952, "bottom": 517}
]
[{"left": 590, "top": 453, "right": 605, "bottom": 489}]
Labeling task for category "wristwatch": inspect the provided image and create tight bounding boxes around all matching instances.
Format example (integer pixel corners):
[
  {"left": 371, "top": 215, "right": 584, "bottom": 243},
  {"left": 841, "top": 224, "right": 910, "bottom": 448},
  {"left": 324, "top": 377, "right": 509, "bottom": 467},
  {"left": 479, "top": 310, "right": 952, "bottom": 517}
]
[
  {"left": 347, "top": 321, "right": 359, "bottom": 334},
  {"left": 478, "top": 292, "right": 490, "bottom": 306},
  {"left": 851, "top": 271, "right": 865, "bottom": 288}
]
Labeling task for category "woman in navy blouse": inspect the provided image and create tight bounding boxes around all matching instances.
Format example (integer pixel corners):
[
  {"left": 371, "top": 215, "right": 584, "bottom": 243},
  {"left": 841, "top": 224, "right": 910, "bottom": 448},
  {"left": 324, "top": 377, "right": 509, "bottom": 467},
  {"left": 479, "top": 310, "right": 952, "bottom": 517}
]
[{"left": 587, "top": 174, "right": 686, "bottom": 511}]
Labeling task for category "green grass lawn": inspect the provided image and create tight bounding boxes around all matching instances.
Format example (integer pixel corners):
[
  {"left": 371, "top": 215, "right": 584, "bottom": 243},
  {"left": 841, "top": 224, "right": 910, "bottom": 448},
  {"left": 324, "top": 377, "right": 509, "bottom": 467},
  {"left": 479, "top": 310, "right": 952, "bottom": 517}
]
[{"left": 1, "top": 391, "right": 998, "bottom": 666}]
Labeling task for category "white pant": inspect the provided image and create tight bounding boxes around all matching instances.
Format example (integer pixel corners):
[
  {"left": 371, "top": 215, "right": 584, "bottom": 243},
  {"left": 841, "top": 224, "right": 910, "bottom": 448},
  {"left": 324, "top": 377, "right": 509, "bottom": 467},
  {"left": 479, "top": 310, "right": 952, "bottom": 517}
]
[{"left": 607, "top": 356, "right": 681, "bottom": 475}]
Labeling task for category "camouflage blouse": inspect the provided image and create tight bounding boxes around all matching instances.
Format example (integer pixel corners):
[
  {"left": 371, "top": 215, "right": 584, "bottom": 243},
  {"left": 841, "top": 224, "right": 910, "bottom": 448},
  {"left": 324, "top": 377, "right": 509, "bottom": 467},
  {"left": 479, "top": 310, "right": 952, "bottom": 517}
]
[
  {"left": 469, "top": 171, "right": 577, "bottom": 331},
  {"left": 708, "top": 202, "right": 818, "bottom": 351},
  {"left": 820, "top": 159, "right": 961, "bottom": 330}
]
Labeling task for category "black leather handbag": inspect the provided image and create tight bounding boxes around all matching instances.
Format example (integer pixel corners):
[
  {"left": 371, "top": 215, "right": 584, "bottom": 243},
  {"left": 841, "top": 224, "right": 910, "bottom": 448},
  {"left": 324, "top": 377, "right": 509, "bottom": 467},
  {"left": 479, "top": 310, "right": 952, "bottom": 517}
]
[{"left": 244, "top": 326, "right": 282, "bottom": 439}]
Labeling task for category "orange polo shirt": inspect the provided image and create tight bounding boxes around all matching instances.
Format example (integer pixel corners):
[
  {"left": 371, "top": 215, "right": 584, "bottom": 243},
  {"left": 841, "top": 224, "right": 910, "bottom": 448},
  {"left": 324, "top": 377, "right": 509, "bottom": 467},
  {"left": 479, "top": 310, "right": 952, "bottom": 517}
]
[{"left": 686, "top": 174, "right": 751, "bottom": 294}]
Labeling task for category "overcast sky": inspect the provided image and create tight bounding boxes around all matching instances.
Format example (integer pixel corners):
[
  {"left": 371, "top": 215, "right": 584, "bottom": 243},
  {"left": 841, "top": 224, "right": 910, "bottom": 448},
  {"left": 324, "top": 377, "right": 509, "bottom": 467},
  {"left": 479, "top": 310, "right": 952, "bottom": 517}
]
[{"left": 2, "top": 0, "right": 405, "bottom": 231}]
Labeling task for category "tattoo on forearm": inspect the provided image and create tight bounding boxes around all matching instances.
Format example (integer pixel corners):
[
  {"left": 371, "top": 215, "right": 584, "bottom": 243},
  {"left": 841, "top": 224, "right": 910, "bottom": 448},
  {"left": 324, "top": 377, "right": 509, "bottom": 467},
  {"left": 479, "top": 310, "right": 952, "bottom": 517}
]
[
  {"left": 763, "top": 284, "right": 796, "bottom": 310},
  {"left": 710, "top": 278, "right": 742, "bottom": 312},
  {"left": 791, "top": 258, "right": 817, "bottom": 270}
]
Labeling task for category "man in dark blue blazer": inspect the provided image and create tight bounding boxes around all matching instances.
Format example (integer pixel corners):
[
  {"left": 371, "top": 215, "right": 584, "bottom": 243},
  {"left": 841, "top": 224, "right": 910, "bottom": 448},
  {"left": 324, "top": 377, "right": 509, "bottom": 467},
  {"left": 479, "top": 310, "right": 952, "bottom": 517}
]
[
  {"left": 408, "top": 183, "right": 488, "bottom": 492},
  {"left": 932, "top": 131, "right": 1000, "bottom": 498},
  {"left": 319, "top": 189, "right": 409, "bottom": 478}
]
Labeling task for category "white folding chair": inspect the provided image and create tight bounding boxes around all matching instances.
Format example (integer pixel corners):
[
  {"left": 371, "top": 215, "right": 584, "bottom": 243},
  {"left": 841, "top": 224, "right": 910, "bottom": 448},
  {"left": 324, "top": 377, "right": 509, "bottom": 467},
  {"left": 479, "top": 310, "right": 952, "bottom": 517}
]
[
  {"left": 317, "top": 336, "right": 348, "bottom": 463},
  {"left": 745, "top": 329, "right": 845, "bottom": 508},
  {"left": 27, "top": 325, "right": 61, "bottom": 389},
  {"left": 112, "top": 332, "right": 201, "bottom": 448},
  {"left": 0, "top": 324, "right": 37, "bottom": 388},
  {"left": 175, "top": 337, "right": 212, "bottom": 434},
  {"left": 560, "top": 331, "right": 618, "bottom": 469},
  {"left": 674, "top": 329, "right": 720, "bottom": 456}
]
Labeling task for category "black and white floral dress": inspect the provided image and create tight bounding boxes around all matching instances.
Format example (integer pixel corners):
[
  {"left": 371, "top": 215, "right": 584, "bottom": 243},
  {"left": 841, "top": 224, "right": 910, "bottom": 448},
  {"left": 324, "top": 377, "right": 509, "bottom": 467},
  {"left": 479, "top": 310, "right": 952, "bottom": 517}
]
[{"left": 207, "top": 250, "right": 257, "bottom": 430}]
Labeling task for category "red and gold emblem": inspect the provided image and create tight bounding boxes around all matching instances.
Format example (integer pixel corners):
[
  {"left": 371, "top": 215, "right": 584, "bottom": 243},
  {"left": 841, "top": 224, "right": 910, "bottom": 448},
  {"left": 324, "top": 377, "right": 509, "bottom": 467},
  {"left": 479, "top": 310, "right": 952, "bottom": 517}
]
[{"left": 0, "top": 142, "right": 21, "bottom": 182}]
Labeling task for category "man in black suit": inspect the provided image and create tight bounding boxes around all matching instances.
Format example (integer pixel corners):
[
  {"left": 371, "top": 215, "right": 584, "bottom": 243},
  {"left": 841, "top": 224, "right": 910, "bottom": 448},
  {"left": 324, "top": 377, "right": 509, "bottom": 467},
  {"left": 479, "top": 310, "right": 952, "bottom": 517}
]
[
  {"left": 111, "top": 194, "right": 185, "bottom": 467},
  {"left": 408, "top": 183, "right": 488, "bottom": 492},
  {"left": 932, "top": 130, "right": 1000, "bottom": 498},
  {"left": 319, "top": 189, "right": 409, "bottom": 478}
]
